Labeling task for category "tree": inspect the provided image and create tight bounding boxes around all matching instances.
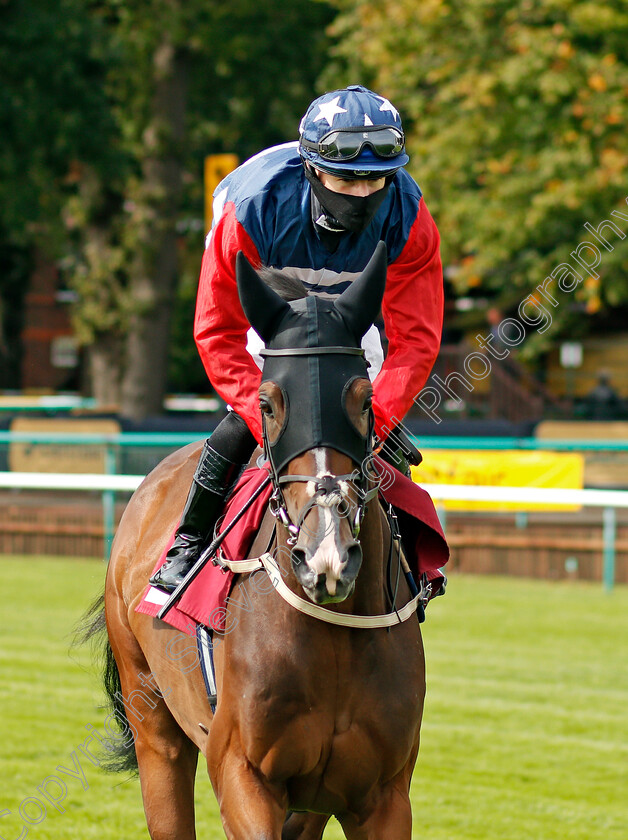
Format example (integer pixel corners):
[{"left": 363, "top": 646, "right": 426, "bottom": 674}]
[
  {"left": 1, "top": 0, "right": 335, "bottom": 415},
  {"left": 324, "top": 0, "right": 628, "bottom": 356},
  {"left": 0, "top": 0, "right": 118, "bottom": 389},
  {"left": 0, "top": 242, "right": 30, "bottom": 388},
  {"left": 72, "top": 0, "right": 336, "bottom": 418}
]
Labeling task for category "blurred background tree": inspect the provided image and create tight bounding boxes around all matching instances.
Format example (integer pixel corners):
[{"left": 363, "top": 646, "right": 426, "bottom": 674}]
[
  {"left": 0, "top": 0, "right": 119, "bottom": 389},
  {"left": 2, "top": 0, "right": 627, "bottom": 416},
  {"left": 0, "top": 0, "right": 333, "bottom": 416},
  {"left": 325, "top": 0, "right": 628, "bottom": 357}
]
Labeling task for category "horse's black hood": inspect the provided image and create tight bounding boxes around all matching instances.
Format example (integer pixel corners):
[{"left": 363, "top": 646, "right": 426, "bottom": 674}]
[{"left": 236, "top": 243, "right": 387, "bottom": 473}]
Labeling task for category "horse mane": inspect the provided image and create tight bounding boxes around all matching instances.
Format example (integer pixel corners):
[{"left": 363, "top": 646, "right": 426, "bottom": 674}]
[{"left": 259, "top": 266, "right": 308, "bottom": 302}]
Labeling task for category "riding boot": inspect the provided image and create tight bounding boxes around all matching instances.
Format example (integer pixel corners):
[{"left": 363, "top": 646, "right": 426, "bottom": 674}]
[{"left": 149, "top": 441, "right": 246, "bottom": 593}]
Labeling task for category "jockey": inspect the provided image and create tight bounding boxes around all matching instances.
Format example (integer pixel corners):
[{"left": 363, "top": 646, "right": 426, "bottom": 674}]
[{"left": 150, "top": 84, "right": 444, "bottom": 593}]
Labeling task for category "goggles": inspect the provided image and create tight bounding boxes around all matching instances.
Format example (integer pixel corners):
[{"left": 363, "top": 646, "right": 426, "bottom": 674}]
[{"left": 300, "top": 126, "right": 405, "bottom": 162}]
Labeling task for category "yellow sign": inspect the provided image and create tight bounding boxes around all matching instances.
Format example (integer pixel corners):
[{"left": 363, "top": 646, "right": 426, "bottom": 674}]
[
  {"left": 204, "top": 153, "right": 239, "bottom": 233},
  {"left": 412, "top": 449, "right": 584, "bottom": 511}
]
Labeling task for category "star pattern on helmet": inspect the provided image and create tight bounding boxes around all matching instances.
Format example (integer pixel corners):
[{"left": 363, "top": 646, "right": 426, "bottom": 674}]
[
  {"left": 312, "top": 96, "right": 348, "bottom": 126},
  {"left": 378, "top": 96, "right": 399, "bottom": 122}
]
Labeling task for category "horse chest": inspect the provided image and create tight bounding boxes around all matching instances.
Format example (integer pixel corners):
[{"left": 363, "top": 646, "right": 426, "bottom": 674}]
[{"left": 223, "top": 622, "right": 424, "bottom": 795}]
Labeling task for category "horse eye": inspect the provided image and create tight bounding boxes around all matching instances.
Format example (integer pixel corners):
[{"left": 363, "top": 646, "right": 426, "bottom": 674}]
[
  {"left": 260, "top": 399, "right": 274, "bottom": 417},
  {"left": 362, "top": 395, "right": 373, "bottom": 413}
]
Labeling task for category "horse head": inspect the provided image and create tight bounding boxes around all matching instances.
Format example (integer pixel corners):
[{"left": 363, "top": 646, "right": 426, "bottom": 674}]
[{"left": 236, "top": 242, "right": 387, "bottom": 605}]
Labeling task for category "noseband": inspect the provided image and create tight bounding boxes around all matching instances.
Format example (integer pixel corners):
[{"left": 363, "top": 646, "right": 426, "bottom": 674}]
[
  {"left": 269, "top": 471, "right": 372, "bottom": 546},
  {"left": 260, "top": 345, "right": 379, "bottom": 545}
]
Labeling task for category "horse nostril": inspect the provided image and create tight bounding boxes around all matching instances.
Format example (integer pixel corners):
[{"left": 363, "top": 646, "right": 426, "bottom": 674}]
[
  {"left": 342, "top": 541, "right": 362, "bottom": 569},
  {"left": 291, "top": 546, "right": 307, "bottom": 569}
]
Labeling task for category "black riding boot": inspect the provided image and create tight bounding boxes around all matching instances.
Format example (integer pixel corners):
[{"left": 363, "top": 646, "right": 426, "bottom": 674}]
[{"left": 149, "top": 441, "right": 246, "bottom": 593}]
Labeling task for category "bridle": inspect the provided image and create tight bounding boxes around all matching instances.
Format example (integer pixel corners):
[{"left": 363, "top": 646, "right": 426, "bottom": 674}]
[
  {"left": 259, "top": 345, "right": 379, "bottom": 546},
  {"left": 158, "top": 246, "right": 430, "bottom": 628},
  {"left": 181, "top": 345, "right": 429, "bottom": 630}
]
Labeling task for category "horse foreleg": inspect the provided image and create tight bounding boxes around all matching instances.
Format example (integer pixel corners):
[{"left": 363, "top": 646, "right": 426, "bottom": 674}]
[
  {"left": 282, "top": 812, "right": 330, "bottom": 839},
  {"left": 339, "top": 779, "right": 412, "bottom": 840},
  {"left": 208, "top": 738, "right": 286, "bottom": 840}
]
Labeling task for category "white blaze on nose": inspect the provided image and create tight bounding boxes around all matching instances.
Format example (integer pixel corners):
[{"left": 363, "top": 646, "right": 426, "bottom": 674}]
[
  {"left": 302, "top": 448, "right": 345, "bottom": 593},
  {"left": 303, "top": 448, "right": 331, "bottom": 496}
]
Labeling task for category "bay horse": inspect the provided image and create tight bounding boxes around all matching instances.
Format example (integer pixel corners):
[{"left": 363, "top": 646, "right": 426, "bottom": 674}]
[{"left": 95, "top": 242, "right": 427, "bottom": 839}]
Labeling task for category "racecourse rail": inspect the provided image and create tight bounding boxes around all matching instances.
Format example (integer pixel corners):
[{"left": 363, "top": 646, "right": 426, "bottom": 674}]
[
  {"left": 1, "top": 468, "right": 627, "bottom": 592},
  {"left": 1, "top": 431, "right": 627, "bottom": 586}
]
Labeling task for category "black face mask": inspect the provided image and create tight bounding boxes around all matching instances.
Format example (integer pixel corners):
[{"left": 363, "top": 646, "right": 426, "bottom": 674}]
[{"left": 304, "top": 166, "right": 391, "bottom": 234}]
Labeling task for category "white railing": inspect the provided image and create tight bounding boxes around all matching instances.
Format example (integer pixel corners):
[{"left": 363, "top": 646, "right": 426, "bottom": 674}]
[
  {"left": 2, "top": 471, "right": 628, "bottom": 506},
  {"left": 0, "top": 471, "right": 144, "bottom": 561},
  {"left": 0, "top": 472, "right": 144, "bottom": 492},
  {"left": 421, "top": 483, "right": 628, "bottom": 508},
  {"left": 0, "top": 472, "right": 625, "bottom": 589}
]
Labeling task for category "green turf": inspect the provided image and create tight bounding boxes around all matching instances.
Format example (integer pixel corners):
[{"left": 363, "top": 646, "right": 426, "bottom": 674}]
[{"left": 1, "top": 557, "right": 626, "bottom": 839}]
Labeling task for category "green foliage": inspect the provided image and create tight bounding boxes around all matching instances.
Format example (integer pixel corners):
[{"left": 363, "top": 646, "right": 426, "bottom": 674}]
[
  {"left": 0, "top": 0, "right": 124, "bottom": 387},
  {"left": 325, "top": 0, "right": 628, "bottom": 354},
  {"left": 0, "top": 241, "right": 31, "bottom": 387},
  {"left": 186, "top": 1, "right": 334, "bottom": 160},
  {"left": 0, "top": 0, "right": 335, "bottom": 401},
  {"left": 0, "top": 0, "right": 119, "bottom": 244}
]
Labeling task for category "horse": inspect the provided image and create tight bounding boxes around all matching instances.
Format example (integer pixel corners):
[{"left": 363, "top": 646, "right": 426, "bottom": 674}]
[{"left": 89, "top": 242, "right": 428, "bottom": 839}]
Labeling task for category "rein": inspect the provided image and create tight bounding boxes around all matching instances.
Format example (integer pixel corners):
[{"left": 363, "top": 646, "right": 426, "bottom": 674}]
[{"left": 215, "top": 552, "right": 429, "bottom": 630}]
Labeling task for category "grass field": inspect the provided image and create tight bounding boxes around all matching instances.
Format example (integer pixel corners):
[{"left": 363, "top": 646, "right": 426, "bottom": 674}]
[{"left": 1, "top": 556, "right": 627, "bottom": 839}]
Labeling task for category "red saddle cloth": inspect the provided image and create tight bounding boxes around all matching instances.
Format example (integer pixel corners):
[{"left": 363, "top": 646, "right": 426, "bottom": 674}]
[{"left": 136, "top": 458, "right": 449, "bottom": 636}]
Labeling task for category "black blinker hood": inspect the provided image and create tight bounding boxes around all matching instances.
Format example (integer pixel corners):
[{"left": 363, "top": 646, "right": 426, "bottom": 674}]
[{"left": 236, "top": 243, "right": 387, "bottom": 473}]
